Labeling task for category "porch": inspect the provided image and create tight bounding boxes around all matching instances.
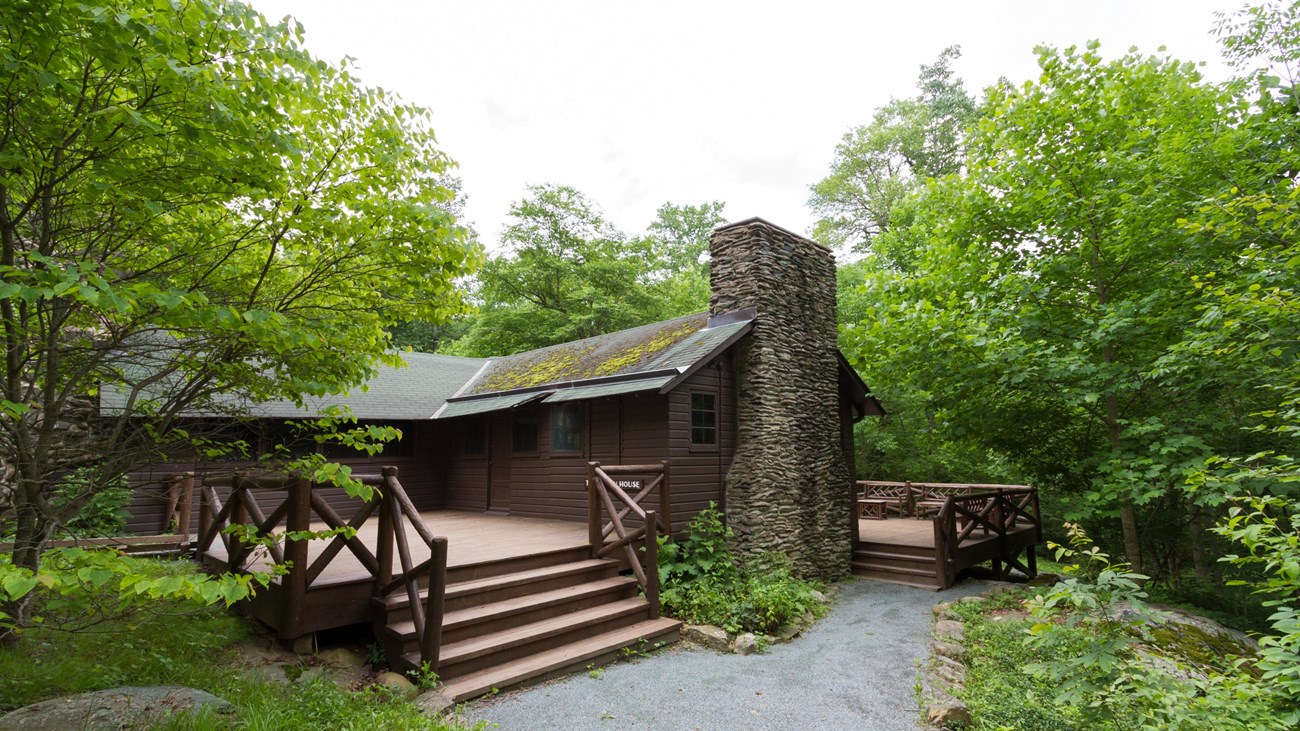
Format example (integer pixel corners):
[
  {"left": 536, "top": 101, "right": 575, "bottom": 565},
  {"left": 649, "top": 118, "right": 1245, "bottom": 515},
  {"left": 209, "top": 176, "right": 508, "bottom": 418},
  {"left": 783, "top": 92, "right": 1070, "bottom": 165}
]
[
  {"left": 852, "top": 481, "right": 1043, "bottom": 590},
  {"left": 192, "top": 463, "right": 679, "bottom": 701}
]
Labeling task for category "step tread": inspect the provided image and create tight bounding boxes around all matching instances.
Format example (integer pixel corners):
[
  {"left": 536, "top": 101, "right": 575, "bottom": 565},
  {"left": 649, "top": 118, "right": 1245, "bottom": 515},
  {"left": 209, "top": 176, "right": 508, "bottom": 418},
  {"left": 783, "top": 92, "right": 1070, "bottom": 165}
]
[
  {"left": 377, "top": 559, "right": 616, "bottom": 611},
  {"left": 425, "top": 597, "right": 650, "bottom": 667},
  {"left": 384, "top": 576, "right": 639, "bottom": 639},
  {"left": 854, "top": 549, "right": 939, "bottom": 563},
  {"left": 437, "top": 618, "right": 681, "bottom": 701},
  {"left": 851, "top": 561, "right": 938, "bottom": 578}
]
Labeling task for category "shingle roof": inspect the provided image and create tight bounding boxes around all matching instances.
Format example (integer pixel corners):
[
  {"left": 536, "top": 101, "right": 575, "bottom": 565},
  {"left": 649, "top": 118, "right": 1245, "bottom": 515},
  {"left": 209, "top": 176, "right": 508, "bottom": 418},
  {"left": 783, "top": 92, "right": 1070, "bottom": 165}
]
[
  {"left": 465, "top": 313, "right": 723, "bottom": 395},
  {"left": 99, "top": 351, "right": 488, "bottom": 421}
]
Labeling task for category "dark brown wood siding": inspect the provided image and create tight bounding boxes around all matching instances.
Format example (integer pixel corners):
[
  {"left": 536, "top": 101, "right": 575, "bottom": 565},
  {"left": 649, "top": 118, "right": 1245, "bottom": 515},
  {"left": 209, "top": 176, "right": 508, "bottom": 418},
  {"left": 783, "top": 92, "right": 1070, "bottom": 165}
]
[
  {"left": 122, "top": 421, "right": 439, "bottom": 535},
  {"left": 666, "top": 353, "right": 736, "bottom": 533},
  {"left": 435, "top": 391, "right": 672, "bottom": 524}
]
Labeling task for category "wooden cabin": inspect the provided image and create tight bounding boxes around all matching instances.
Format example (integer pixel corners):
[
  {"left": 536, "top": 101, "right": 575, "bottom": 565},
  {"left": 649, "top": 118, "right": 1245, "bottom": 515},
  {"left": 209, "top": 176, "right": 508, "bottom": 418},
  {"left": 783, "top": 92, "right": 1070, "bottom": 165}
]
[{"left": 108, "top": 217, "right": 1037, "bottom": 700}]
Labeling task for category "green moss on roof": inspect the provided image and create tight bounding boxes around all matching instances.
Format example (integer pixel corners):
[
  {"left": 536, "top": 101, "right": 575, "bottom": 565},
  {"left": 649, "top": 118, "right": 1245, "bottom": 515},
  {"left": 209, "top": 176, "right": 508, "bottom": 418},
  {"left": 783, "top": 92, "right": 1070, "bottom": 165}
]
[{"left": 468, "top": 314, "right": 711, "bottom": 395}]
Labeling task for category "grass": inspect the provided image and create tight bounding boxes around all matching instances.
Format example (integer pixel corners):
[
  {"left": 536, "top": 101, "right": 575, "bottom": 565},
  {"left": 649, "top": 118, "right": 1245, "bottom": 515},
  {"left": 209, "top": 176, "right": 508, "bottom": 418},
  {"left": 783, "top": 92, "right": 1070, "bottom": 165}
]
[
  {"left": 946, "top": 588, "right": 1086, "bottom": 731},
  {"left": 0, "top": 557, "right": 485, "bottom": 731}
]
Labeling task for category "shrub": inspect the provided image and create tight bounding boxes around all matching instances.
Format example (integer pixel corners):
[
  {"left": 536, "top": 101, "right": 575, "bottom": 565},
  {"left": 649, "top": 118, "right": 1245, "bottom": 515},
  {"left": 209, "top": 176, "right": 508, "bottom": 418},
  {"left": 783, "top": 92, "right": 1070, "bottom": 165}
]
[{"left": 657, "top": 504, "right": 825, "bottom": 635}]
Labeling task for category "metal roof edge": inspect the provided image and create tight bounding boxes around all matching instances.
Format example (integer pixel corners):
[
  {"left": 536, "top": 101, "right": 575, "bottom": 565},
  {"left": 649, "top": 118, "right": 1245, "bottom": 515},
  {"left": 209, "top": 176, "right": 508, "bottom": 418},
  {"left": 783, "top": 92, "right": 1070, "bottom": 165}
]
[
  {"left": 449, "top": 359, "right": 493, "bottom": 400},
  {"left": 657, "top": 320, "right": 755, "bottom": 394},
  {"left": 446, "top": 366, "right": 686, "bottom": 403}
]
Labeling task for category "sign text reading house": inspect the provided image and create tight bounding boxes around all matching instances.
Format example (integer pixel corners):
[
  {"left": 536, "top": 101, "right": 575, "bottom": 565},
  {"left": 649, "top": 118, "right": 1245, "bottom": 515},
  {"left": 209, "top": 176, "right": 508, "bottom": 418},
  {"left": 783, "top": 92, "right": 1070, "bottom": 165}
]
[{"left": 617, "top": 479, "right": 643, "bottom": 492}]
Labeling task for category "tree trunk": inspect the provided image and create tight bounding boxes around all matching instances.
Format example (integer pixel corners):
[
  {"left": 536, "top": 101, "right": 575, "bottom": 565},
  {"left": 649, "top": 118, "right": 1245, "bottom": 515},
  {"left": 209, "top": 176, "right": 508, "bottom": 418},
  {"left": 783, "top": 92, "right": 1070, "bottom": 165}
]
[
  {"left": 1, "top": 485, "right": 51, "bottom": 648},
  {"left": 1189, "top": 507, "right": 1214, "bottom": 583},
  {"left": 1103, "top": 383, "right": 1143, "bottom": 575}
]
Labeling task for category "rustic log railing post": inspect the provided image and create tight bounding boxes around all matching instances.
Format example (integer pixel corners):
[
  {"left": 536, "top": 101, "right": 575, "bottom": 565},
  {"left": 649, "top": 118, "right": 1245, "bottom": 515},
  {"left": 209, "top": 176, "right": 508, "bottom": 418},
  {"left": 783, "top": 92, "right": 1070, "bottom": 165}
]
[
  {"left": 229, "top": 475, "right": 249, "bottom": 568},
  {"left": 175, "top": 472, "right": 195, "bottom": 543},
  {"left": 283, "top": 476, "right": 312, "bottom": 652},
  {"left": 587, "top": 461, "right": 601, "bottom": 549},
  {"left": 645, "top": 510, "right": 660, "bottom": 619},
  {"left": 198, "top": 480, "right": 213, "bottom": 554},
  {"left": 658, "top": 460, "right": 672, "bottom": 535},
  {"left": 421, "top": 537, "right": 448, "bottom": 670},
  {"left": 376, "top": 469, "right": 395, "bottom": 590}
]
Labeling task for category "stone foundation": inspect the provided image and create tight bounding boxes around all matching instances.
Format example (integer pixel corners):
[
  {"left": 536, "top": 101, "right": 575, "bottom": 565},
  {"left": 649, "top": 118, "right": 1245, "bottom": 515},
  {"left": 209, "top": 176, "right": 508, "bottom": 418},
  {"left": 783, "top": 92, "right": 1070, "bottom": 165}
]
[{"left": 710, "top": 218, "right": 852, "bottom": 580}]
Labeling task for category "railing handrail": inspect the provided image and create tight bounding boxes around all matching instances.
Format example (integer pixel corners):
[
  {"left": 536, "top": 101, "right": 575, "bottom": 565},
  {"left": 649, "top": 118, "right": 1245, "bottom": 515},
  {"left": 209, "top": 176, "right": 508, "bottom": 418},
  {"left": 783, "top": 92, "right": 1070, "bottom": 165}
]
[
  {"left": 858, "top": 479, "right": 1035, "bottom": 492},
  {"left": 192, "top": 466, "right": 447, "bottom": 670},
  {"left": 587, "top": 460, "right": 667, "bottom": 619}
]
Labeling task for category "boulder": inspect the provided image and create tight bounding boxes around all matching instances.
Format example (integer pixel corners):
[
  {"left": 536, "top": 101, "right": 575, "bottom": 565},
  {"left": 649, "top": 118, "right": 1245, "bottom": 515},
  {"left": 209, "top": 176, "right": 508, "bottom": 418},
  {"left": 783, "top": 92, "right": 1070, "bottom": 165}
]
[
  {"left": 934, "top": 619, "right": 965, "bottom": 642},
  {"left": 317, "top": 647, "right": 367, "bottom": 671},
  {"left": 375, "top": 671, "right": 417, "bottom": 698},
  {"left": 683, "top": 624, "right": 729, "bottom": 652},
  {"left": 730, "top": 633, "right": 760, "bottom": 655},
  {"left": 0, "top": 686, "right": 233, "bottom": 731},
  {"left": 931, "top": 639, "right": 967, "bottom": 662},
  {"left": 414, "top": 688, "right": 456, "bottom": 717},
  {"left": 926, "top": 702, "right": 972, "bottom": 728}
]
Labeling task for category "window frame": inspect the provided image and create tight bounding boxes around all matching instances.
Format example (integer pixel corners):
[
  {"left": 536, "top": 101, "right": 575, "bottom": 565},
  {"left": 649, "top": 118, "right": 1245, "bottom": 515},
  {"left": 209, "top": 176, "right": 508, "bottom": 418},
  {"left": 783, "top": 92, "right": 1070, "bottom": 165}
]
[
  {"left": 549, "top": 403, "right": 583, "bottom": 454},
  {"left": 689, "top": 392, "right": 719, "bottom": 451},
  {"left": 462, "top": 415, "right": 488, "bottom": 459},
  {"left": 512, "top": 408, "right": 540, "bottom": 456}
]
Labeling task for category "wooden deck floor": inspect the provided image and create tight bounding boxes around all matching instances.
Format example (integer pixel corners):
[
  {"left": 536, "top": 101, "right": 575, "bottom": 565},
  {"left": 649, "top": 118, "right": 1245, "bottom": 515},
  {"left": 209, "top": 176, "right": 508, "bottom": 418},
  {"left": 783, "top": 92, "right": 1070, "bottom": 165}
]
[
  {"left": 205, "top": 509, "right": 589, "bottom": 585},
  {"left": 858, "top": 516, "right": 1038, "bottom": 549}
]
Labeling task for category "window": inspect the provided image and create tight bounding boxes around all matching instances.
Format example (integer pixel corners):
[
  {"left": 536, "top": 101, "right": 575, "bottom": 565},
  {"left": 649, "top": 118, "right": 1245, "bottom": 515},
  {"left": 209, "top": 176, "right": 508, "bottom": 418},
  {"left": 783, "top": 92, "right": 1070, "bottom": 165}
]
[
  {"left": 551, "top": 404, "right": 582, "bottom": 452},
  {"left": 690, "top": 393, "right": 717, "bottom": 447},
  {"left": 512, "top": 410, "right": 538, "bottom": 454},
  {"left": 463, "top": 415, "right": 487, "bottom": 458}
]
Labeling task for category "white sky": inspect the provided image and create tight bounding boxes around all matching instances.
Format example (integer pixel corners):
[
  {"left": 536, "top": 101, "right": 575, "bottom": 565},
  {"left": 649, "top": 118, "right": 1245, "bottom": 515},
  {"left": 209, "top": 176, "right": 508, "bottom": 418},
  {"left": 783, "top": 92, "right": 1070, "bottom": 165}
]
[{"left": 248, "top": 0, "right": 1239, "bottom": 249}]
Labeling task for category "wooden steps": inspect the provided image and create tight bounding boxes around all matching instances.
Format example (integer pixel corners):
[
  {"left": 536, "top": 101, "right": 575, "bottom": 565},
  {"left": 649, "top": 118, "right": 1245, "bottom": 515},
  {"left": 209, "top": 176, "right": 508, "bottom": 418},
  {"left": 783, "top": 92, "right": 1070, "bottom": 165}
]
[
  {"left": 372, "top": 548, "right": 680, "bottom": 700},
  {"left": 438, "top": 618, "right": 681, "bottom": 702},
  {"left": 851, "top": 541, "right": 942, "bottom": 590}
]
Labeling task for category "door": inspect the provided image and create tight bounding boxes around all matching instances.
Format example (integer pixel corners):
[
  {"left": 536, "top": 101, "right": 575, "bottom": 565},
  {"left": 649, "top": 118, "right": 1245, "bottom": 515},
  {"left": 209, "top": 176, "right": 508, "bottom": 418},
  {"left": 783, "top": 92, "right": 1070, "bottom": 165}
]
[{"left": 487, "top": 413, "right": 511, "bottom": 512}]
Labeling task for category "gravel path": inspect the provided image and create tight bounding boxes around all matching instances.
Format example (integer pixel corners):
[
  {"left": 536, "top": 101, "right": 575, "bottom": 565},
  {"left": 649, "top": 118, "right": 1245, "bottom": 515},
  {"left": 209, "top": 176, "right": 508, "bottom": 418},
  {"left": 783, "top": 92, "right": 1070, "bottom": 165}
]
[{"left": 466, "top": 578, "right": 987, "bottom": 731}]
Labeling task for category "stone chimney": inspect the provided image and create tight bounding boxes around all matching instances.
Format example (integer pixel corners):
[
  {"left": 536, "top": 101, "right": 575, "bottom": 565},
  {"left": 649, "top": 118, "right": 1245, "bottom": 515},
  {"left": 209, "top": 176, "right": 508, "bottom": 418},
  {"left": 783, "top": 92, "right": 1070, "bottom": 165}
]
[{"left": 710, "top": 218, "right": 852, "bottom": 580}]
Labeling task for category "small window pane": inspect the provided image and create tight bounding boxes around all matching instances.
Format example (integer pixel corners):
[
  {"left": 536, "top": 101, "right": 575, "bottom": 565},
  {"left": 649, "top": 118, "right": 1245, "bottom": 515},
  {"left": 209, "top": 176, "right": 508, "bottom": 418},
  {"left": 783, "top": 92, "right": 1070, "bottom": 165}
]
[
  {"left": 513, "top": 411, "right": 538, "bottom": 453},
  {"left": 464, "top": 415, "right": 487, "bottom": 457},
  {"left": 551, "top": 404, "right": 582, "bottom": 452},
  {"left": 690, "top": 393, "right": 717, "bottom": 446}
]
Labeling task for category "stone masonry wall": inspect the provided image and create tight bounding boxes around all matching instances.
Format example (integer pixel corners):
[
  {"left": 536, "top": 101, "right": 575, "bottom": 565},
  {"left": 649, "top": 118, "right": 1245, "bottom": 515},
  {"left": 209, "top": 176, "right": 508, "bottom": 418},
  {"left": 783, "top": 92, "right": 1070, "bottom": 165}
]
[{"left": 710, "top": 218, "right": 852, "bottom": 580}]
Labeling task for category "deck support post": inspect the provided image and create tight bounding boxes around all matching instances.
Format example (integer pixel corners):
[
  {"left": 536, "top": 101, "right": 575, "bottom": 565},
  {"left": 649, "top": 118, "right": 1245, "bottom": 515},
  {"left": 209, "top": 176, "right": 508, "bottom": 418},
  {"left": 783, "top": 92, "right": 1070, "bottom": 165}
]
[
  {"left": 175, "top": 473, "right": 195, "bottom": 544},
  {"left": 229, "top": 474, "right": 249, "bottom": 568},
  {"left": 658, "top": 460, "right": 672, "bottom": 537},
  {"left": 421, "top": 537, "right": 448, "bottom": 670},
  {"left": 377, "top": 467, "right": 396, "bottom": 589},
  {"left": 282, "top": 476, "right": 312, "bottom": 645},
  {"left": 587, "top": 462, "right": 601, "bottom": 550},
  {"left": 645, "top": 510, "right": 660, "bottom": 619}
]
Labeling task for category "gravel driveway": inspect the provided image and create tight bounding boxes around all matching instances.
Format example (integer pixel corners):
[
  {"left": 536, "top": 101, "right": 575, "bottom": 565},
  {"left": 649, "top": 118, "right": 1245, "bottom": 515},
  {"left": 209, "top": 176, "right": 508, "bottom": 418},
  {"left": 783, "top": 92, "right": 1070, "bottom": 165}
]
[{"left": 466, "top": 578, "right": 987, "bottom": 731}]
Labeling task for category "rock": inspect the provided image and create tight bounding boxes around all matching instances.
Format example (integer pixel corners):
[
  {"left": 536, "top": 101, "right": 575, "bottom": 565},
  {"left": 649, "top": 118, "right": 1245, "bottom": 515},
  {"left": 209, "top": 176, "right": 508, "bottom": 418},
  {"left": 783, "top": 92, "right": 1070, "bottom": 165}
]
[
  {"left": 982, "top": 583, "right": 1024, "bottom": 598},
  {"left": 1027, "top": 572, "right": 1063, "bottom": 587},
  {"left": 684, "top": 624, "right": 729, "bottom": 652},
  {"left": 810, "top": 589, "right": 828, "bottom": 603},
  {"left": 375, "top": 671, "right": 417, "bottom": 698},
  {"left": 926, "top": 702, "right": 972, "bottom": 728},
  {"left": 958, "top": 595, "right": 987, "bottom": 605},
  {"left": 413, "top": 688, "right": 456, "bottom": 716},
  {"left": 776, "top": 624, "right": 801, "bottom": 642},
  {"left": 317, "top": 647, "right": 367, "bottom": 671},
  {"left": 0, "top": 686, "right": 233, "bottom": 731},
  {"left": 934, "top": 619, "right": 965, "bottom": 642},
  {"left": 800, "top": 611, "right": 815, "bottom": 625},
  {"left": 730, "top": 633, "right": 760, "bottom": 655},
  {"left": 931, "top": 601, "right": 952, "bottom": 618},
  {"left": 932, "top": 640, "right": 967, "bottom": 661},
  {"left": 932, "top": 656, "right": 966, "bottom": 687}
]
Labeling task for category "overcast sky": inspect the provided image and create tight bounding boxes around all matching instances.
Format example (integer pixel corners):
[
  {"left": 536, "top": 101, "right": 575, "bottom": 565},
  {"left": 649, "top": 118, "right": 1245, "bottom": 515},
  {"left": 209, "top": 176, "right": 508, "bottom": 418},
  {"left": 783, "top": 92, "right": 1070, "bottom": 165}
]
[{"left": 248, "top": 0, "right": 1241, "bottom": 249}]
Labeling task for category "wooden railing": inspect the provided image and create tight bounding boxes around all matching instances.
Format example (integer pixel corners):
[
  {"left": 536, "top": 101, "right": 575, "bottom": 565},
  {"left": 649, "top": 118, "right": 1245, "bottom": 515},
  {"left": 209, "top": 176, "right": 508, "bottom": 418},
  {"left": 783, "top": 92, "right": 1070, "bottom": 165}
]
[
  {"left": 194, "top": 466, "right": 447, "bottom": 668},
  {"left": 586, "top": 461, "right": 670, "bottom": 618},
  {"left": 858, "top": 480, "right": 1041, "bottom": 586}
]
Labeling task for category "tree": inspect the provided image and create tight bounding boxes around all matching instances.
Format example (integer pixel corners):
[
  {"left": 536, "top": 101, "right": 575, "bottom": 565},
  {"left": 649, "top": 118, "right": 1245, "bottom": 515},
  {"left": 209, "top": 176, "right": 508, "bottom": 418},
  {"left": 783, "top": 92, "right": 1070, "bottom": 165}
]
[
  {"left": 809, "top": 46, "right": 976, "bottom": 261},
  {"left": 848, "top": 44, "right": 1261, "bottom": 575},
  {"left": 0, "top": 0, "right": 479, "bottom": 639},
  {"left": 635, "top": 201, "right": 727, "bottom": 319},
  {"left": 448, "top": 189, "right": 723, "bottom": 356}
]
